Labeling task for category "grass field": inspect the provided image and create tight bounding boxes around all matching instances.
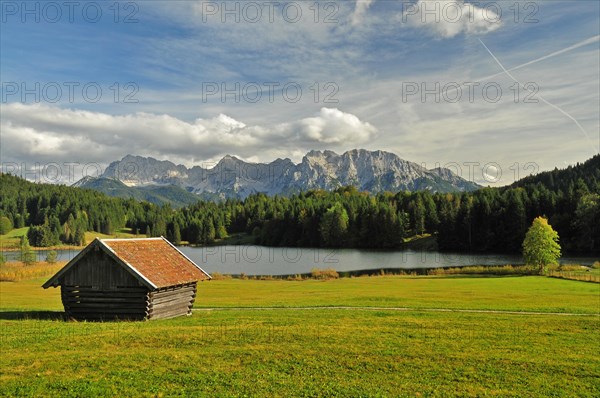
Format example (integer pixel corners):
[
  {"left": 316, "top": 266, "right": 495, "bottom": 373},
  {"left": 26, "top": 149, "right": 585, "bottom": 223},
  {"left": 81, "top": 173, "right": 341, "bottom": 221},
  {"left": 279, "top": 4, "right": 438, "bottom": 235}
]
[
  {"left": 0, "top": 227, "right": 29, "bottom": 250},
  {"left": 0, "top": 274, "right": 599, "bottom": 396}
]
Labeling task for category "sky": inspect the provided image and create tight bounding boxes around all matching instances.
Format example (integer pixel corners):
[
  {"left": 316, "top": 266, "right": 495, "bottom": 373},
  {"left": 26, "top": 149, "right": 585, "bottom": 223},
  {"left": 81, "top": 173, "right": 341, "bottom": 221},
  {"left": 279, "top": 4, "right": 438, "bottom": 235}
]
[{"left": 1, "top": 0, "right": 599, "bottom": 186}]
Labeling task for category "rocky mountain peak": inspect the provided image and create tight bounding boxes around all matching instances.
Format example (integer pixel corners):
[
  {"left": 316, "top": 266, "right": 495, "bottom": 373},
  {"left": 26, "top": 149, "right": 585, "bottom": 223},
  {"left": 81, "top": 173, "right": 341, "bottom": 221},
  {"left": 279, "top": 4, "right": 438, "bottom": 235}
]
[{"left": 95, "top": 150, "right": 480, "bottom": 198}]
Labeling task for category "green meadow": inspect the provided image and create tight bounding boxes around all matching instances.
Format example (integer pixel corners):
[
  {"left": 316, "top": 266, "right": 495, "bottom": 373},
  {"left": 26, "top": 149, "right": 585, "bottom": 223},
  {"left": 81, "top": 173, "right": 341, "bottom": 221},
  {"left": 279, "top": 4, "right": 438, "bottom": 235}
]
[{"left": 1, "top": 275, "right": 599, "bottom": 397}]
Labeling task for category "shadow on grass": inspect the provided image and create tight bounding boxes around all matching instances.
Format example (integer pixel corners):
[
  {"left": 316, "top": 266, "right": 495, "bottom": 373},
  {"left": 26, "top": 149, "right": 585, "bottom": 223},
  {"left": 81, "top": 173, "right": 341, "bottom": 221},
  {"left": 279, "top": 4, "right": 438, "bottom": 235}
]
[
  {"left": 0, "top": 311, "right": 66, "bottom": 321},
  {"left": 0, "top": 311, "right": 148, "bottom": 322}
]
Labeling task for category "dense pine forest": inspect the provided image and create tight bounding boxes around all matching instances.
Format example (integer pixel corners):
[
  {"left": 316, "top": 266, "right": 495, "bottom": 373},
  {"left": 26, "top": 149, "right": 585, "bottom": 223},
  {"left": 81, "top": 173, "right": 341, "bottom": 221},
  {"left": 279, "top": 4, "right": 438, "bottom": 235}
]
[{"left": 1, "top": 155, "right": 598, "bottom": 254}]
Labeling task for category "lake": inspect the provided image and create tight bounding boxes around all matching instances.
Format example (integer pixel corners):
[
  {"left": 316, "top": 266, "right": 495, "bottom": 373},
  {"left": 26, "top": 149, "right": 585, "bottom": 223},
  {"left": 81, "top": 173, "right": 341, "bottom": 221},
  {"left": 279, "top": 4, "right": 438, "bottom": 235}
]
[{"left": 4, "top": 246, "right": 598, "bottom": 275}]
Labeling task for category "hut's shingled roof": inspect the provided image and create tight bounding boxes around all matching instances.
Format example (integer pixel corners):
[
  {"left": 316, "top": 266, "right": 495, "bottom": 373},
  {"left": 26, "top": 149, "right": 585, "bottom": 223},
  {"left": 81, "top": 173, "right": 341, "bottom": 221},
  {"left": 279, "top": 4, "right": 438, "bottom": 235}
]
[
  {"left": 42, "top": 237, "right": 210, "bottom": 290},
  {"left": 101, "top": 238, "right": 210, "bottom": 288}
]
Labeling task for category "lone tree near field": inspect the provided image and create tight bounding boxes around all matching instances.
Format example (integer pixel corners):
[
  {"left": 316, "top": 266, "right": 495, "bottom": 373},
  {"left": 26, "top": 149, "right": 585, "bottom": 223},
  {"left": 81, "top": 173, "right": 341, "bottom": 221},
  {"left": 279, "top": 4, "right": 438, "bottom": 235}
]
[
  {"left": 0, "top": 216, "right": 13, "bottom": 234},
  {"left": 19, "top": 235, "right": 36, "bottom": 265},
  {"left": 522, "top": 217, "right": 561, "bottom": 274}
]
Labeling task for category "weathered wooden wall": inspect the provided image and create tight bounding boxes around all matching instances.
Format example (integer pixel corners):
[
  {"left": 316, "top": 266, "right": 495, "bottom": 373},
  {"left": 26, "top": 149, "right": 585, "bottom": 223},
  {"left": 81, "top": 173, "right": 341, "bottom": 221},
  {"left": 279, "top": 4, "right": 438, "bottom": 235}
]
[
  {"left": 61, "top": 285, "right": 149, "bottom": 321},
  {"left": 61, "top": 249, "right": 142, "bottom": 289},
  {"left": 148, "top": 282, "right": 197, "bottom": 320}
]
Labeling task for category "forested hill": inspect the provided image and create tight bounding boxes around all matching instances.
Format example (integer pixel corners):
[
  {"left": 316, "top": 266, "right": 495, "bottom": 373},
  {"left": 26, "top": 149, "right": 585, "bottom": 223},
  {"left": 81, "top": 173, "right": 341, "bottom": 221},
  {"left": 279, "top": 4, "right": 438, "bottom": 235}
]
[
  {"left": 0, "top": 173, "right": 143, "bottom": 246},
  {"left": 73, "top": 176, "right": 201, "bottom": 208},
  {"left": 1, "top": 155, "right": 598, "bottom": 254},
  {"left": 508, "top": 154, "right": 600, "bottom": 193}
]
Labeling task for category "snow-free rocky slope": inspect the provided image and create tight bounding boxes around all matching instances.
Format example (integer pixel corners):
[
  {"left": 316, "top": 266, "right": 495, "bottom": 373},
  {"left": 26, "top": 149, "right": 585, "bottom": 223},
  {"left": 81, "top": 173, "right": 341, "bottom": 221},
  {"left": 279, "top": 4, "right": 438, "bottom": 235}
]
[{"left": 76, "top": 149, "right": 480, "bottom": 200}]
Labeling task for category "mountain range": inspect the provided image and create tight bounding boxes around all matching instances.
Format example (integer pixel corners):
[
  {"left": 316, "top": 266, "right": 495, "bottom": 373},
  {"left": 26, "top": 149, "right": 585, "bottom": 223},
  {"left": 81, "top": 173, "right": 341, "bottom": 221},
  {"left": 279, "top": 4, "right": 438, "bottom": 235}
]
[{"left": 75, "top": 149, "right": 480, "bottom": 204}]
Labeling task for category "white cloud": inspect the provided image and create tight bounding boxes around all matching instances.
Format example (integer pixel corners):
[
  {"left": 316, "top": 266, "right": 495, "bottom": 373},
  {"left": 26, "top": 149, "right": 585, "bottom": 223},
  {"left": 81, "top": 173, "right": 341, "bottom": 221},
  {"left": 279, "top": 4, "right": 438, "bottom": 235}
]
[
  {"left": 1, "top": 104, "right": 377, "bottom": 169},
  {"left": 402, "top": 0, "right": 502, "bottom": 38},
  {"left": 282, "top": 107, "right": 377, "bottom": 144},
  {"left": 351, "top": 0, "right": 376, "bottom": 26}
]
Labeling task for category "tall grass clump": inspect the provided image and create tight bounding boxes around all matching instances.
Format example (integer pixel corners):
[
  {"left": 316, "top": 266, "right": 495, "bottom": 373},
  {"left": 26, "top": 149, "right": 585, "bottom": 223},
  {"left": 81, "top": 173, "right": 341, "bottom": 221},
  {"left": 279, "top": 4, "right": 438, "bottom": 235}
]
[
  {"left": 547, "top": 263, "right": 600, "bottom": 283},
  {"left": 209, "top": 272, "right": 232, "bottom": 280},
  {"left": 0, "top": 261, "right": 65, "bottom": 282},
  {"left": 557, "top": 264, "right": 588, "bottom": 272},
  {"left": 310, "top": 268, "right": 339, "bottom": 280},
  {"left": 427, "top": 265, "right": 532, "bottom": 276}
]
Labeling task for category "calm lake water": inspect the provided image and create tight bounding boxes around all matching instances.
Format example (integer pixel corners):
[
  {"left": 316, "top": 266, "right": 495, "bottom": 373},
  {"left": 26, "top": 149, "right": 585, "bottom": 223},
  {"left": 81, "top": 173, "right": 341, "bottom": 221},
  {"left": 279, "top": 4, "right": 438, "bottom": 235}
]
[{"left": 4, "top": 246, "right": 598, "bottom": 275}]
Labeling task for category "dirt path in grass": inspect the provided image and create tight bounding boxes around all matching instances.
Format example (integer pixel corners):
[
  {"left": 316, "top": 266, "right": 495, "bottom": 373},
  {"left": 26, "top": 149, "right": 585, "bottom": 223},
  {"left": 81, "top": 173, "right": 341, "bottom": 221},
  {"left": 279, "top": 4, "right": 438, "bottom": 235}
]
[{"left": 193, "top": 307, "right": 599, "bottom": 316}]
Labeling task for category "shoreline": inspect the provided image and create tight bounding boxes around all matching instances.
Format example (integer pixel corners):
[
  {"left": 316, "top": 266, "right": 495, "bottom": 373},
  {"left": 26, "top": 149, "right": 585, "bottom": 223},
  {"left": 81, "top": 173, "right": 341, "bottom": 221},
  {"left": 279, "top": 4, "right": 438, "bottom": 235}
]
[
  {"left": 1, "top": 243, "right": 597, "bottom": 261},
  {"left": 1, "top": 262, "right": 597, "bottom": 284},
  {"left": 0, "top": 245, "right": 85, "bottom": 252}
]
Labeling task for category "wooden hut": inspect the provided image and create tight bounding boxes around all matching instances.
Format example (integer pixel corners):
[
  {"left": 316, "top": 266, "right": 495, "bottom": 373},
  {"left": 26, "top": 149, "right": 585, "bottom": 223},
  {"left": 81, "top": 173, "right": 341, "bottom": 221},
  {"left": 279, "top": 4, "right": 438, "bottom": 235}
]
[{"left": 43, "top": 237, "right": 211, "bottom": 321}]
